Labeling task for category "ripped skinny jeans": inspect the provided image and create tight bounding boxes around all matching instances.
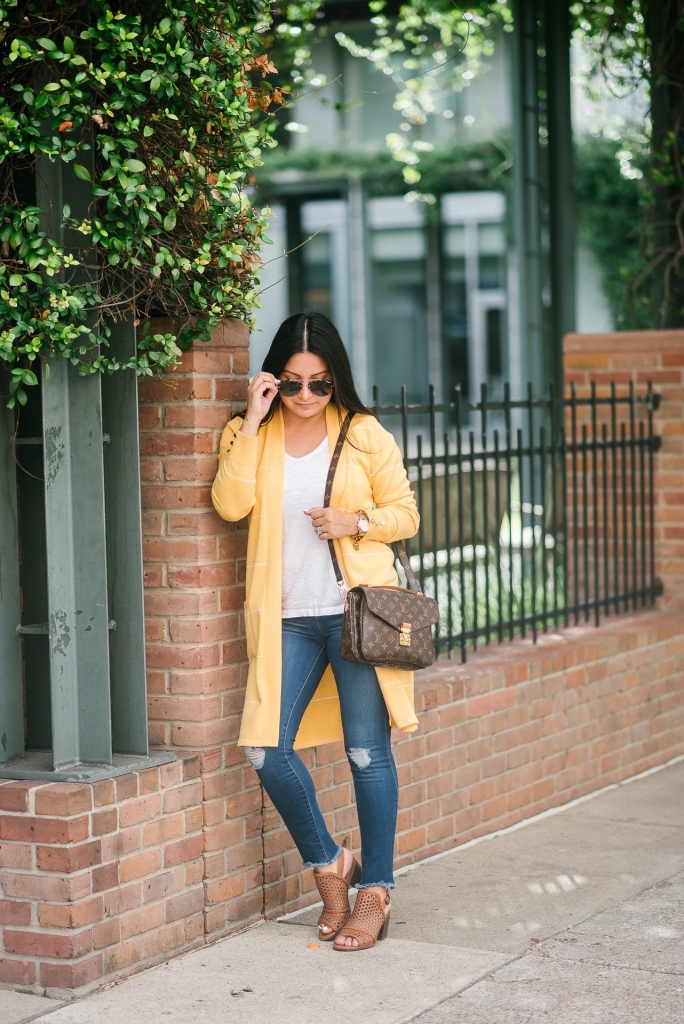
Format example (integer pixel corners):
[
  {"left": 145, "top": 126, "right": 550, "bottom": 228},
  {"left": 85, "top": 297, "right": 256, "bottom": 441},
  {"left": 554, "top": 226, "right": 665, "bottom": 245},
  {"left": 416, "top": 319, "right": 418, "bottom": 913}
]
[{"left": 245, "top": 614, "right": 398, "bottom": 889}]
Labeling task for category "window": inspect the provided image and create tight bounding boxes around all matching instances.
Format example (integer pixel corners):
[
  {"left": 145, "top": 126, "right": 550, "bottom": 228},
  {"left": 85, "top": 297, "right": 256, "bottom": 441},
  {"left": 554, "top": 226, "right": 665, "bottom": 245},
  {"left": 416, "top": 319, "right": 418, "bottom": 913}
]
[
  {"left": 368, "top": 199, "right": 428, "bottom": 404},
  {"left": 441, "top": 192, "right": 508, "bottom": 400}
]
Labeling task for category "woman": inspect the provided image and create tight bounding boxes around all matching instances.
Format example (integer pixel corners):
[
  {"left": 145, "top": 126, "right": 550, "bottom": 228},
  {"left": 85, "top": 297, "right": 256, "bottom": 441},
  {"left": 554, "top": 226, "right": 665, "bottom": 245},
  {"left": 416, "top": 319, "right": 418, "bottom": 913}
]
[{"left": 212, "top": 312, "right": 419, "bottom": 951}]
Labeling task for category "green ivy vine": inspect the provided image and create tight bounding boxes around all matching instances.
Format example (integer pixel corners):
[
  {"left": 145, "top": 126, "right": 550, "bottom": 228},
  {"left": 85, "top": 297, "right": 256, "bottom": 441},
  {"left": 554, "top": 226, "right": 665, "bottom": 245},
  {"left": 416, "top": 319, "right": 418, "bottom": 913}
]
[{"left": 0, "top": 0, "right": 282, "bottom": 407}]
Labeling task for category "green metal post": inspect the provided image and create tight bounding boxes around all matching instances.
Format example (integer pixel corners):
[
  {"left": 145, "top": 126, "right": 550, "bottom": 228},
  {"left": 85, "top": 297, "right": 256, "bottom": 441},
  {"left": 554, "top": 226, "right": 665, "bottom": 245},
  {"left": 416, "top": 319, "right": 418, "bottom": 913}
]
[
  {"left": 511, "top": 0, "right": 545, "bottom": 395},
  {"left": 42, "top": 357, "right": 112, "bottom": 769},
  {"left": 545, "top": 0, "right": 576, "bottom": 392},
  {"left": 0, "top": 391, "right": 24, "bottom": 763},
  {"left": 102, "top": 313, "right": 149, "bottom": 757}
]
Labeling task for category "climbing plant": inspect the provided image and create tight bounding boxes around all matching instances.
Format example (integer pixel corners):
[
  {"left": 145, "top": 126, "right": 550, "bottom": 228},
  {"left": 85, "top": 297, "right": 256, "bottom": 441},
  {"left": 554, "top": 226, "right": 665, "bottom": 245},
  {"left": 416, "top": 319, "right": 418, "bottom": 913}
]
[{"left": 0, "top": 0, "right": 282, "bottom": 407}]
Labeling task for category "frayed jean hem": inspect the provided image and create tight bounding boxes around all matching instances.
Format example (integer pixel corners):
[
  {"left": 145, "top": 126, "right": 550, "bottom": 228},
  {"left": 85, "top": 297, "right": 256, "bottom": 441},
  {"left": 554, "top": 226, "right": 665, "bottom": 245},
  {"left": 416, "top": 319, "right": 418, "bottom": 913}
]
[
  {"left": 302, "top": 845, "right": 344, "bottom": 870},
  {"left": 355, "top": 881, "right": 396, "bottom": 890}
]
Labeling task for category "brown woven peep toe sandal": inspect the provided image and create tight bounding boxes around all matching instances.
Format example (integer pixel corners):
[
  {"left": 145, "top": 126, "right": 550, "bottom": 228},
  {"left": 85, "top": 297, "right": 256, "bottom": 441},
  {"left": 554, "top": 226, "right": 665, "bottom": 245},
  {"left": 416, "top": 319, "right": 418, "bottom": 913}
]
[
  {"left": 314, "top": 852, "right": 362, "bottom": 941},
  {"left": 333, "top": 888, "right": 391, "bottom": 951}
]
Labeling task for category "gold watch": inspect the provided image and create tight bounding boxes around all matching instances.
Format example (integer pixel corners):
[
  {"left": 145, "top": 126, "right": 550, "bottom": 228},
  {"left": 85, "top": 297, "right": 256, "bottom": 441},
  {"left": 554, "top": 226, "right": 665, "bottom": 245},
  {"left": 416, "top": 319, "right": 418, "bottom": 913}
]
[{"left": 351, "top": 510, "right": 370, "bottom": 548}]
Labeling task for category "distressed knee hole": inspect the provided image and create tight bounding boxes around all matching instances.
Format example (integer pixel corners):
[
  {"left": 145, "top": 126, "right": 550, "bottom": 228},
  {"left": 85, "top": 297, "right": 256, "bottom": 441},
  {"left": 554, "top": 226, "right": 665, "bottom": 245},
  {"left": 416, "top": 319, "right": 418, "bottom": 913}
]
[
  {"left": 347, "top": 747, "right": 371, "bottom": 770},
  {"left": 244, "top": 746, "right": 265, "bottom": 770}
]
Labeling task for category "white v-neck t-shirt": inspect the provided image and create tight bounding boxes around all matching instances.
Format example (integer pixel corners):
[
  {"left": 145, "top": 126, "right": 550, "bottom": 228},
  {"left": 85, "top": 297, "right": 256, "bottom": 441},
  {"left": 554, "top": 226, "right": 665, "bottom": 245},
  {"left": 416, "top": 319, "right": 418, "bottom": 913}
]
[{"left": 281, "top": 437, "right": 344, "bottom": 618}]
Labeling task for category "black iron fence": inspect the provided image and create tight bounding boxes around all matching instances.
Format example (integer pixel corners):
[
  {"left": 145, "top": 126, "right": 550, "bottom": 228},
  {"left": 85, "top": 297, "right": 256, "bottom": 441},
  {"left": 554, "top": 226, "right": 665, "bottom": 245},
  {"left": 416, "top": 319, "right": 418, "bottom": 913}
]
[{"left": 372, "top": 381, "right": 662, "bottom": 662}]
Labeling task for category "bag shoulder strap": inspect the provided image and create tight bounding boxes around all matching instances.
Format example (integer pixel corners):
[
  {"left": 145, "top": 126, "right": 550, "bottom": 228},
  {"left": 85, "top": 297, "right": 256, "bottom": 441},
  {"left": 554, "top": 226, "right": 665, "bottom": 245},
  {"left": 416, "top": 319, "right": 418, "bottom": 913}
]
[{"left": 324, "top": 414, "right": 422, "bottom": 596}]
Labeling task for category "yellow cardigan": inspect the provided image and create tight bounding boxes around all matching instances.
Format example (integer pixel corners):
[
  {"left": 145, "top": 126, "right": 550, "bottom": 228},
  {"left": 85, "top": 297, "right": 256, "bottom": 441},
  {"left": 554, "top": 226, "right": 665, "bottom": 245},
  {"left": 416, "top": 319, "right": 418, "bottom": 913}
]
[{"left": 211, "top": 403, "right": 421, "bottom": 749}]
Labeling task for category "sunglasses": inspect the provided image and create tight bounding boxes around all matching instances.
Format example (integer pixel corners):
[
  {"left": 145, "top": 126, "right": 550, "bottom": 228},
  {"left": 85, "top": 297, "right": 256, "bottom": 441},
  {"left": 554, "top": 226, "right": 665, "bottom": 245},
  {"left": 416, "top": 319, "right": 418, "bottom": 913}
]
[{"left": 277, "top": 379, "right": 333, "bottom": 398}]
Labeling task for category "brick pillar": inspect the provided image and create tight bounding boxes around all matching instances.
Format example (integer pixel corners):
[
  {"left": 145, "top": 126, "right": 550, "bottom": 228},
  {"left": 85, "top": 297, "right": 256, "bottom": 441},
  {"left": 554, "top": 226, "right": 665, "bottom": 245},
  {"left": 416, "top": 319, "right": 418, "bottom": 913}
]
[
  {"left": 564, "top": 330, "right": 684, "bottom": 610},
  {"left": 138, "top": 319, "right": 264, "bottom": 940}
]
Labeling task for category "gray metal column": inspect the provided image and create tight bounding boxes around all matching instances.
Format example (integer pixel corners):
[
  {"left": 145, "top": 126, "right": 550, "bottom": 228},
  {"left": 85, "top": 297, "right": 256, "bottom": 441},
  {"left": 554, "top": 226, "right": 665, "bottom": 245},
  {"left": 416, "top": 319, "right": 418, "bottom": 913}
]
[
  {"left": 42, "top": 359, "right": 112, "bottom": 769},
  {"left": 511, "top": 0, "right": 545, "bottom": 395},
  {"left": 102, "top": 314, "right": 149, "bottom": 756},
  {"left": 348, "top": 178, "right": 370, "bottom": 401},
  {"left": 546, "top": 0, "right": 576, "bottom": 392},
  {"left": 426, "top": 222, "right": 444, "bottom": 399},
  {"left": 0, "top": 391, "right": 24, "bottom": 763}
]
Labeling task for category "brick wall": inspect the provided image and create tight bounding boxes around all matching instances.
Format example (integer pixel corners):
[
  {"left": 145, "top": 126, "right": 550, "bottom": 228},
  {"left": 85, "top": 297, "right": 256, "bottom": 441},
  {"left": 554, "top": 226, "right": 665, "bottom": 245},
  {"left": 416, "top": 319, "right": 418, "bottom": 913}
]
[
  {"left": 138, "top": 319, "right": 263, "bottom": 941},
  {"left": 0, "top": 757, "right": 202, "bottom": 999},
  {"left": 564, "top": 330, "right": 684, "bottom": 610}
]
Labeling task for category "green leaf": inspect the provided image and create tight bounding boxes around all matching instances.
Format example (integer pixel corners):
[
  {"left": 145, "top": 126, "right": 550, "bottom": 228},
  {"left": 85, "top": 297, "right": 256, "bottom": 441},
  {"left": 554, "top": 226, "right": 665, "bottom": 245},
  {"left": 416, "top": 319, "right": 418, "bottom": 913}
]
[
  {"left": 21, "top": 369, "right": 38, "bottom": 386},
  {"left": 44, "top": 363, "right": 51, "bottom": 381},
  {"left": 123, "top": 159, "right": 146, "bottom": 173},
  {"left": 26, "top": 273, "right": 43, "bottom": 284},
  {"left": 72, "top": 164, "right": 91, "bottom": 181},
  {"left": 150, "top": 76, "right": 161, "bottom": 92},
  {"left": 9, "top": 275, "right": 22, "bottom": 287},
  {"left": 43, "top": 82, "right": 61, "bottom": 93},
  {"left": 16, "top": 388, "right": 27, "bottom": 406},
  {"left": 163, "top": 211, "right": 177, "bottom": 231},
  {"left": 63, "top": 37, "right": 74, "bottom": 53},
  {"left": 37, "top": 38, "right": 57, "bottom": 51},
  {"left": 143, "top": 125, "right": 154, "bottom": 137},
  {"left": 63, "top": 203, "right": 71, "bottom": 219}
]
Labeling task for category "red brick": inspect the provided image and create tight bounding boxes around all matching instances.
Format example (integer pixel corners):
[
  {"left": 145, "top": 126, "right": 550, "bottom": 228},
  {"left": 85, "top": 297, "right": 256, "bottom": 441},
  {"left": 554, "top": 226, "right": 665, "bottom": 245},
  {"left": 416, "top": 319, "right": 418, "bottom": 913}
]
[
  {"left": 165, "top": 887, "right": 204, "bottom": 922},
  {"left": 120, "top": 903, "right": 165, "bottom": 939},
  {"left": 92, "top": 808, "right": 118, "bottom": 835},
  {"left": 37, "top": 840, "right": 102, "bottom": 873},
  {"left": 164, "top": 833, "right": 203, "bottom": 867},
  {"left": 0, "top": 842, "right": 31, "bottom": 869},
  {"left": 119, "top": 849, "right": 161, "bottom": 883},
  {"left": 4, "top": 928, "right": 93, "bottom": 959},
  {"left": 35, "top": 783, "right": 92, "bottom": 816},
  {"left": 104, "top": 936, "right": 143, "bottom": 974},
  {"left": 40, "top": 955, "right": 103, "bottom": 991},
  {"left": 0, "top": 899, "right": 31, "bottom": 925},
  {"left": 0, "top": 957, "right": 36, "bottom": 985},
  {"left": 38, "top": 898, "right": 103, "bottom": 930},
  {"left": 0, "top": 782, "right": 35, "bottom": 812},
  {"left": 119, "top": 793, "right": 162, "bottom": 828},
  {"left": 0, "top": 814, "right": 89, "bottom": 844},
  {"left": 92, "top": 862, "right": 120, "bottom": 893}
]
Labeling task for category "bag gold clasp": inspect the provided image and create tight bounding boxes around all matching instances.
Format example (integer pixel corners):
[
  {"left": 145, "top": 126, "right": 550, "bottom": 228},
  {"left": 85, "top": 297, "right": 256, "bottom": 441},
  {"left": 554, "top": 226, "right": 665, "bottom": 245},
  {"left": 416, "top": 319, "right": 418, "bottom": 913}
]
[{"left": 399, "top": 622, "right": 412, "bottom": 647}]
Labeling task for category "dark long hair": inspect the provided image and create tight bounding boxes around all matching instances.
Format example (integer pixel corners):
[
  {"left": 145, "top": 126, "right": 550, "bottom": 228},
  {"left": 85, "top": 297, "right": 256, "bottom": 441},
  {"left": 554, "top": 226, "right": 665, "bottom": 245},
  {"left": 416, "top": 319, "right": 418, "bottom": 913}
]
[{"left": 260, "top": 312, "right": 371, "bottom": 425}]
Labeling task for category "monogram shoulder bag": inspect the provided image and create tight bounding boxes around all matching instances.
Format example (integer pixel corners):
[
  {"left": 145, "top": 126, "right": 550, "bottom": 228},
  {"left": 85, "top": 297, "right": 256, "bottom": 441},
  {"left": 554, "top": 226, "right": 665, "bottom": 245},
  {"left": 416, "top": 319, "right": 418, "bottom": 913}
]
[{"left": 325, "top": 414, "right": 440, "bottom": 670}]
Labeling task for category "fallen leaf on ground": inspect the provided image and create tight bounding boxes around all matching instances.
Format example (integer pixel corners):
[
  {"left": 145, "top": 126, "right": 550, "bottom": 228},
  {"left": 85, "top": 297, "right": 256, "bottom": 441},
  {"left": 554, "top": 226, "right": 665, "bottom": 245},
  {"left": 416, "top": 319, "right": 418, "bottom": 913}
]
[{"left": 307, "top": 941, "right": 320, "bottom": 948}]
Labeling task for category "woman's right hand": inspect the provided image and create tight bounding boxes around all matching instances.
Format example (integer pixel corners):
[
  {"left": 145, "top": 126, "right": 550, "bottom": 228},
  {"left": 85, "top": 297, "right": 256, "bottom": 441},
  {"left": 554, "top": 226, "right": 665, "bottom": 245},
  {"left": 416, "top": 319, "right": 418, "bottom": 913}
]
[{"left": 241, "top": 371, "right": 279, "bottom": 436}]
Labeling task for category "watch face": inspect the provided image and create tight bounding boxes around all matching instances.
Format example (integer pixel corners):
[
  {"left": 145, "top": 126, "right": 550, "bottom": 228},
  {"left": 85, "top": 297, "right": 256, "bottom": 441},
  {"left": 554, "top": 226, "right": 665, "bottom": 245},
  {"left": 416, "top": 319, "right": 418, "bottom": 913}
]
[{"left": 359, "top": 518, "right": 369, "bottom": 534}]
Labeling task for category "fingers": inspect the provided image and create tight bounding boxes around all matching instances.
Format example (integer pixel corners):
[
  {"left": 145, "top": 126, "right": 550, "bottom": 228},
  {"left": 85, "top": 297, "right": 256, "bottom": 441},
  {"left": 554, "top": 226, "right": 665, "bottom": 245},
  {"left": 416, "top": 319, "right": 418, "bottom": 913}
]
[
  {"left": 306, "top": 507, "right": 339, "bottom": 541},
  {"left": 247, "top": 372, "right": 278, "bottom": 402},
  {"left": 244, "top": 372, "right": 279, "bottom": 427},
  {"left": 249, "top": 370, "right": 278, "bottom": 391}
]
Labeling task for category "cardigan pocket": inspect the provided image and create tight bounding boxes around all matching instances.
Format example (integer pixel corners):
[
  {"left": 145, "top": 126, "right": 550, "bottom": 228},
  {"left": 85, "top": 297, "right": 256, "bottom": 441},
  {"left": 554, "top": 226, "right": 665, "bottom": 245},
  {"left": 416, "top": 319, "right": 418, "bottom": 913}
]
[{"left": 244, "top": 601, "right": 260, "bottom": 661}]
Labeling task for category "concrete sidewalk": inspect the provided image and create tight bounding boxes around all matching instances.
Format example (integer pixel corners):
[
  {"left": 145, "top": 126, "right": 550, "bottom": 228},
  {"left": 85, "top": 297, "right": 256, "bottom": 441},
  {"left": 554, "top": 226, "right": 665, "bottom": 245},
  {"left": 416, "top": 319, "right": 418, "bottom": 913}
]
[{"left": 4, "top": 757, "right": 683, "bottom": 1024}]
